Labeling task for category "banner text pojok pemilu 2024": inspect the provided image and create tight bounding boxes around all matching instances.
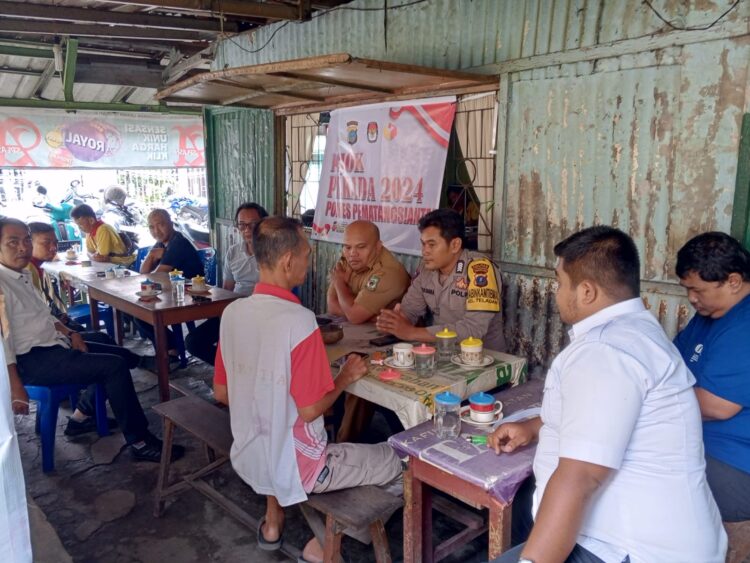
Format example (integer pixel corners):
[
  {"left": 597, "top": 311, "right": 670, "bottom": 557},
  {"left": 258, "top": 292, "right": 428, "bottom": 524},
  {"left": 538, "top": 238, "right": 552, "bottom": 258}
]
[
  {"left": 312, "top": 96, "right": 456, "bottom": 256},
  {"left": 0, "top": 109, "right": 204, "bottom": 169}
]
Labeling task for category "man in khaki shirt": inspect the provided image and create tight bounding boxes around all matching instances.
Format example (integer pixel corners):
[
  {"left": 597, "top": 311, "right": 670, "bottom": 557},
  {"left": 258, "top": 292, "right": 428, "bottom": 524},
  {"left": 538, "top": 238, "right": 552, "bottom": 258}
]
[
  {"left": 327, "top": 221, "right": 410, "bottom": 324},
  {"left": 327, "top": 221, "right": 410, "bottom": 441}
]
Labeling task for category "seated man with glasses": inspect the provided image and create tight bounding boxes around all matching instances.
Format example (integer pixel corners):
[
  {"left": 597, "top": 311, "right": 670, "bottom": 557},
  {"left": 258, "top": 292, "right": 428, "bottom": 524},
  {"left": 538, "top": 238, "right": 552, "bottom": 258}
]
[{"left": 186, "top": 203, "right": 268, "bottom": 365}]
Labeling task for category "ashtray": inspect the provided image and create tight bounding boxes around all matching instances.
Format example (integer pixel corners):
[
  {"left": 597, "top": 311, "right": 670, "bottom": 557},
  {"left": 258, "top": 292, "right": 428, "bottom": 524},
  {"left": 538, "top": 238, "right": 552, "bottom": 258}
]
[{"left": 320, "top": 323, "right": 343, "bottom": 345}]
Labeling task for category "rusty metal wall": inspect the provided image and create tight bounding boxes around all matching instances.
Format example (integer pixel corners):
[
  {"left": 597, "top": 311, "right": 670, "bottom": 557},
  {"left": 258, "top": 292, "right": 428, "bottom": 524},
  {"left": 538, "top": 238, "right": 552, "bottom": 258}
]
[
  {"left": 204, "top": 107, "right": 275, "bottom": 283},
  {"left": 216, "top": 0, "right": 748, "bottom": 71},
  {"left": 204, "top": 107, "right": 275, "bottom": 222},
  {"left": 498, "top": 37, "right": 750, "bottom": 368}
]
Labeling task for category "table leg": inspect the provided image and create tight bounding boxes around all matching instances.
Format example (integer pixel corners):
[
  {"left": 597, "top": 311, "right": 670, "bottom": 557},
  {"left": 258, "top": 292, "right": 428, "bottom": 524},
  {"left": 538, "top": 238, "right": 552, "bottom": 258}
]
[
  {"left": 404, "top": 462, "right": 428, "bottom": 563},
  {"left": 153, "top": 319, "right": 170, "bottom": 402},
  {"left": 89, "top": 295, "right": 100, "bottom": 330},
  {"left": 488, "top": 499, "right": 511, "bottom": 560},
  {"left": 153, "top": 418, "right": 174, "bottom": 518},
  {"left": 113, "top": 308, "right": 124, "bottom": 346}
]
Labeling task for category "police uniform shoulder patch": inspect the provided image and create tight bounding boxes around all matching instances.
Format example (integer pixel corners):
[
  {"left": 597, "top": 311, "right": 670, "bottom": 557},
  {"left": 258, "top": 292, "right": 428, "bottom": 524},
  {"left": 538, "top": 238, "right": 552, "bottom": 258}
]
[
  {"left": 365, "top": 275, "right": 380, "bottom": 291},
  {"left": 466, "top": 258, "right": 500, "bottom": 312}
]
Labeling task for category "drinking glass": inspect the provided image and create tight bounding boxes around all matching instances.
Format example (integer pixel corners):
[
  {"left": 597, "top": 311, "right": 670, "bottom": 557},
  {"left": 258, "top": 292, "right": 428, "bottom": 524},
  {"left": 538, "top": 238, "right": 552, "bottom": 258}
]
[{"left": 172, "top": 277, "right": 185, "bottom": 304}]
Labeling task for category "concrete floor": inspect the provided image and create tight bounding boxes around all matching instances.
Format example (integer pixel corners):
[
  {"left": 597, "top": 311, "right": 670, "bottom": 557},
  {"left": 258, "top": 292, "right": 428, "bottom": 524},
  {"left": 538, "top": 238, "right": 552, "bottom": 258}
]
[{"left": 17, "top": 332, "right": 493, "bottom": 563}]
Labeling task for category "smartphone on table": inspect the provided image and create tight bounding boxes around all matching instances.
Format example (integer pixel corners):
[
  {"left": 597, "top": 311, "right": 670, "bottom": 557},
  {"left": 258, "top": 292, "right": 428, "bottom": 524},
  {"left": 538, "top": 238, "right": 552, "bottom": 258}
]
[{"left": 332, "top": 351, "right": 369, "bottom": 369}]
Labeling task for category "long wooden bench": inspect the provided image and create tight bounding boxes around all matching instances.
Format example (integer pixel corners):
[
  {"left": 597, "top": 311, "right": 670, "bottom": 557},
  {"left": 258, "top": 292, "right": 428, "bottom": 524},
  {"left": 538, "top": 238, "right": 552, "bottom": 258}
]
[
  {"left": 154, "top": 386, "right": 405, "bottom": 563},
  {"left": 151, "top": 392, "right": 305, "bottom": 560}
]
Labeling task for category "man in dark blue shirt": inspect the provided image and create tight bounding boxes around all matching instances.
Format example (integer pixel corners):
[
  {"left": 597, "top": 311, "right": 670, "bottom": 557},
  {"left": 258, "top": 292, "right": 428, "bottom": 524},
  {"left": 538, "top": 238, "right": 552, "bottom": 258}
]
[
  {"left": 674, "top": 231, "right": 750, "bottom": 522},
  {"left": 139, "top": 208, "right": 203, "bottom": 278},
  {"left": 137, "top": 209, "right": 204, "bottom": 363}
]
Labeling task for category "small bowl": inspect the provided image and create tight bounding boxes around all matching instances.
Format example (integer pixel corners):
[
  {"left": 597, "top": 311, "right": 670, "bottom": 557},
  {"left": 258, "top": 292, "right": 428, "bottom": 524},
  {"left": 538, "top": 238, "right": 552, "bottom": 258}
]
[
  {"left": 316, "top": 315, "right": 333, "bottom": 327},
  {"left": 320, "top": 323, "right": 343, "bottom": 345}
]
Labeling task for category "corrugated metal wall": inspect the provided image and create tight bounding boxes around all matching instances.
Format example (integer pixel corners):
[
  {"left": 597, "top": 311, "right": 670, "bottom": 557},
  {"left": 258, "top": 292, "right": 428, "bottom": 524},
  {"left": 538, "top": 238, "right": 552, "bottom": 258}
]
[
  {"left": 204, "top": 107, "right": 275, "bottom": 279},
  {"left": 209, "top": 0, "right": 750, "bottom": 373},
  {"left": 216, "top": 0, "right": 748, "bottom": 71}
]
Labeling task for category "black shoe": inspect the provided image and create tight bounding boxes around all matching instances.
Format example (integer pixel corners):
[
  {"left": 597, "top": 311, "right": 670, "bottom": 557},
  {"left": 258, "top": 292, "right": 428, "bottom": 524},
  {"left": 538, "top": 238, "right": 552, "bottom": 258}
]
[
  {"left": 64, "top": 416, "right": 118, "bottom": 437},
  {"left": 130, "top": 439, "right": 185, "bottom": 463},
  {"left": 138, "top": 355, "right": 182, "bottom": 373}
]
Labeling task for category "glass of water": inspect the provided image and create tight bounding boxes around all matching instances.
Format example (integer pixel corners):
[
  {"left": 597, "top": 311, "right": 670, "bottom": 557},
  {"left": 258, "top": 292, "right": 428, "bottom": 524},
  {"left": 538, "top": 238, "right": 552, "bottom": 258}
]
[
  {"left": 433, "top": 391, "right": 461, "bottom": 439},
  {"left": 172, "top": 277, "right": 185, "bottom": 304}
]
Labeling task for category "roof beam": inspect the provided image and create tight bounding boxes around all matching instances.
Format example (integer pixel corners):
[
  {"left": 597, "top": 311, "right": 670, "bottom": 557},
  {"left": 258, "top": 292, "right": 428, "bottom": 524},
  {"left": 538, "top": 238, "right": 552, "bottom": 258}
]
[
  {"left": 75, "top": 59, "right": 165, "bottom": 89},
  {"left": 63, "top": 38, "right": 78, "bottom": 102},
  {"left": 0, "top": 97, "right": 202, "bottom": 114},
  {"left": 0, "top": 1, "right": 239, "bottom": 33},
  {"left": 163, "top": 45, "right": 215, "bottom": 85},
  {"left": 0, "top": 44, "right": 54, "bottom": 58},
  {"left": 0, "top": 18, "right": 210, "bottom": 41},
  {"left": 268, "top": 71, "right": 397, "bottom": 94},
  {"left": 103, "top": 1, "right": 301, "bottom": 21},
  {"left": 30, "top": 61, "right": 55, "bottom": 98}
]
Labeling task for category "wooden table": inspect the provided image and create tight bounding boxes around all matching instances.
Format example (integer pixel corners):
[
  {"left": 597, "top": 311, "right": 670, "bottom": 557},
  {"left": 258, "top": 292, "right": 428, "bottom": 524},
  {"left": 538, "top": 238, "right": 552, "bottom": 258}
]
[
  {"left": 41, "top": 255, "right": 116, "bottom": 303},
  {"left": 388, "top": 379, "right": 543, "bottom": 562},
  {"left": 86, "top": 272, "right": 239, "bottom": 401},
  {"left": 326, "top": 322, "right": 528, "bottom": 429}
]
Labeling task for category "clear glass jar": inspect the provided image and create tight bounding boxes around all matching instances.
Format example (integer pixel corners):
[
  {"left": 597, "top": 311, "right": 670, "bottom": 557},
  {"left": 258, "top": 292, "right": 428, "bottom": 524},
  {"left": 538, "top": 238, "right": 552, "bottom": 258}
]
[
  {"left": 433, "top": 391, "right": 461, "bottom": 439},
  {"left": 435, "top": 327, "right": 457, "bottom": 363},
  {"left": 413, "top": 344, "right": 436, "bottom": 378}
]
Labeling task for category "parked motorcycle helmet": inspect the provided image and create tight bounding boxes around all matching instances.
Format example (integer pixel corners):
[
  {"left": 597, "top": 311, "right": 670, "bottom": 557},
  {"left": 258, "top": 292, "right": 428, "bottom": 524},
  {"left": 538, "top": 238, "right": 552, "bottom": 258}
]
[{"left": 103, "top": 185, "right": 127, "bottom": 206}]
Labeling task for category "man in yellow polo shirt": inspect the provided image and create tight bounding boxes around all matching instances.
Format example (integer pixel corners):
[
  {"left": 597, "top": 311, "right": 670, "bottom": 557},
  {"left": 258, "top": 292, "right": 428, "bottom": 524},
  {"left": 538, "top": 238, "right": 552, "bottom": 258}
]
[{"left": 70, "top": 204, "right": 134, "bottom": 266}]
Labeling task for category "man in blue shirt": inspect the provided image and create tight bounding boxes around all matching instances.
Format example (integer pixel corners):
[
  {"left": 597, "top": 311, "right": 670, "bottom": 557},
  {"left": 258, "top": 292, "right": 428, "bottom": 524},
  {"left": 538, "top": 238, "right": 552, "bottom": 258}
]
[
  {"left": 137, "top": 208, "right": 204, "bottom": 364},
  {"left": 139, "top": 208, "right": 203, "bottom": 278},
  {"left": 674, "top": 231, "right": 750, "bottom": 522}
]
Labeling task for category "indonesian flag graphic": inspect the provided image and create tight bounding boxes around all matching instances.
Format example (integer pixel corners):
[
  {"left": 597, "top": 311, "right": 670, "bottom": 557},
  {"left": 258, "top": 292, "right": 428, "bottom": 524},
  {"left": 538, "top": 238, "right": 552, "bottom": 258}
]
[{"left": 388, "top": 102, "right": 456, "bottom": 148}]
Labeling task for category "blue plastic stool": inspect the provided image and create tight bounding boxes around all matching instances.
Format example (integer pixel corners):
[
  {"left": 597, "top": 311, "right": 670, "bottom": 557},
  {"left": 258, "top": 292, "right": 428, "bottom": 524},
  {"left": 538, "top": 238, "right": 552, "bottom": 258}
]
[
  {"left": 25, "top": 383, "right": 110, "bottom": 472},
  {"left": 67, "top": 303, "right": 115, "bottom": 337},
  {"left": 133, "top": 245, "right": 152, "bottom": 273},
  {"left": 197, "top": 247, "right": 216, "bottom": 285}
]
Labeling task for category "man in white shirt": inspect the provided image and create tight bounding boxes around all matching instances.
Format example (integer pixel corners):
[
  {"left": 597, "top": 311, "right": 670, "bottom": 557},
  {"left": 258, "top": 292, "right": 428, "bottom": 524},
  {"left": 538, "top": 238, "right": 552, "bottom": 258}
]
[
  {"left": 0, "top": 218, "right": 182, "bottom": 463},
  {"left": 185, "top": 202, "right": 267, "bottom": 365},
  {"left": 489, "top": 226, "right": 726, "bottom": 563}
]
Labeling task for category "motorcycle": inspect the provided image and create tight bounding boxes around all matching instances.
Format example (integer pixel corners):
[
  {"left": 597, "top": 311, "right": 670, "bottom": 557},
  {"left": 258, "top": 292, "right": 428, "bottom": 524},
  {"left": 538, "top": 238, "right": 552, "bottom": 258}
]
[
  {"left": 175, "top": 218, "right": 211, "bottom": 249},
  {"left": 101, "top": 185, "right": 152, "bottom": 248},
  {"left": 166, "top": 194, "right": 210, "bottom": 249},
  {"left": 29, "top": 181, "right": 95, "bottom": 251}
]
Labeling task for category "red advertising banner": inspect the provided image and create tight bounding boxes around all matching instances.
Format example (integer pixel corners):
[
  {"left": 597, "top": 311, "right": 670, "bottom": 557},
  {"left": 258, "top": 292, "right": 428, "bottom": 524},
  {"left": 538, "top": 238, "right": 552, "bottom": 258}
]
[{"left": 0, "top": 109, "right": 204, "bottom": 169}]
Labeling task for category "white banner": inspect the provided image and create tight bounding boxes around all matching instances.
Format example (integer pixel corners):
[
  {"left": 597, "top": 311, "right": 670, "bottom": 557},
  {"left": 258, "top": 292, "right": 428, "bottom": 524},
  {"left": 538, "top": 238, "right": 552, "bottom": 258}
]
[
  {"left": 311, "top": 96, "right": 456, "bottom": 255},
  {"left": 0, "top": 109, "right": 204, "bottom": 169}
]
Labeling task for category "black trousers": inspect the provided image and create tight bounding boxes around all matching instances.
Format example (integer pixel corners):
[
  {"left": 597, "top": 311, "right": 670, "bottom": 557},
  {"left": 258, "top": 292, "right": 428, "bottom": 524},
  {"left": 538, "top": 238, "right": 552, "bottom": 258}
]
[
  {"left": 184, "top": 318, "right": 220, "bottom": 365},
  {"left": 16, "top": 345, "right": 150, "bottom": 444},
  {"left": 80, "top": 331, "right": 140, "bottom": 369},
  {"left": 705, "top": 454, "right": 750, "bottom": 521},
  {"left": 133, "top": 319, "right": 179, "bottom": 351}
]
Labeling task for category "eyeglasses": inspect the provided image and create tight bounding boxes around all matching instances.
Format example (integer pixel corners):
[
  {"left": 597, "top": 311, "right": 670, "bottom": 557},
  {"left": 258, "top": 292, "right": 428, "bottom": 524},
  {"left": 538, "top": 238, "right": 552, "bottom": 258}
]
[{"left": 236, "top": 222, "right": 257, "bottom": 231}]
